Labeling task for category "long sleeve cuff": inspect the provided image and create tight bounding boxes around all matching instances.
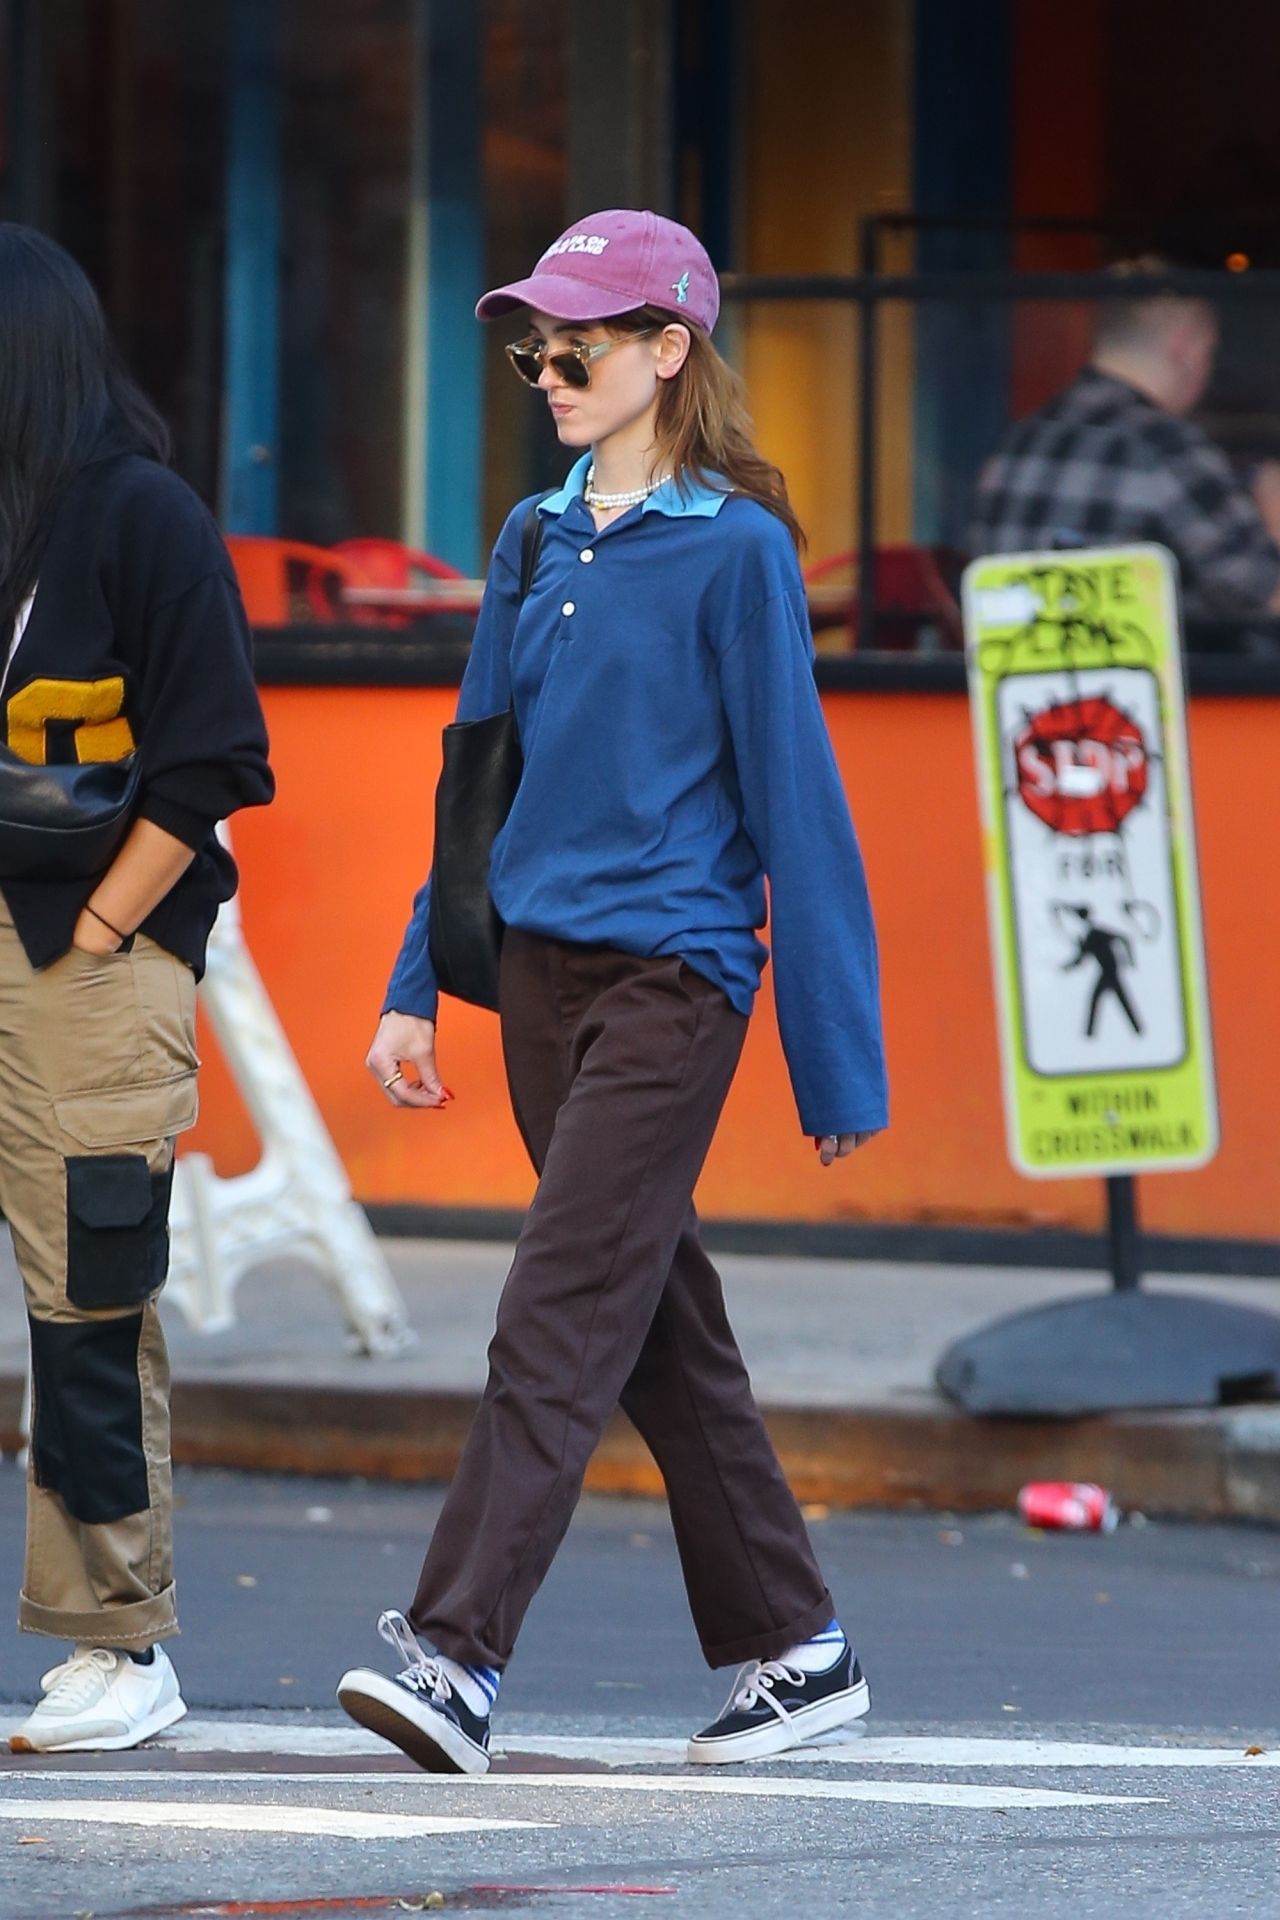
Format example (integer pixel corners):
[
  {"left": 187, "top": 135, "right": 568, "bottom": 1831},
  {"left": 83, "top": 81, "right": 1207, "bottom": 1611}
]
[
  {"left": 382, "top": 874, "right": 439, "bottom": 1021},
  {"left": 136, "top": 791, "right": 220, "bottom": 851},
  {"left": 381, "top": 984, "right": 440, "bottom": 1022},
  {"left": 798, "top": 1094, "right": 890, "bottom": 1138}
]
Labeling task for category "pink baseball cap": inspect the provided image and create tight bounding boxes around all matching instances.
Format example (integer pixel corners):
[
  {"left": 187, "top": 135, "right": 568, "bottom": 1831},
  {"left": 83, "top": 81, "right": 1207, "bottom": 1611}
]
[{"left": 475, "top": 209, "right": 720, "bottom": 334}]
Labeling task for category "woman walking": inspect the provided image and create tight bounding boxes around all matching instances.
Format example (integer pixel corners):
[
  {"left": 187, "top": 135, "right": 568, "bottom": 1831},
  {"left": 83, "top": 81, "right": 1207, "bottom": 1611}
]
[
  {"left": 339, "top": 210, "right": 886, "bottom": 1773},
  {"left": 0, "top": 226, "right": 273, "bottom": 1752}
]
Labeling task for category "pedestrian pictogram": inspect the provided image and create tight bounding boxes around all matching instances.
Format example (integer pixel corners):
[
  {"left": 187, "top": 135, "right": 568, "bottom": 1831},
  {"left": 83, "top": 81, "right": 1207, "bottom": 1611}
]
[
  {"left": 963, "top": 545, "right": 1218, "bottom": 1178},
  {"left": 1059, "top": 905, "right": 1143, "bottom": 1039}
]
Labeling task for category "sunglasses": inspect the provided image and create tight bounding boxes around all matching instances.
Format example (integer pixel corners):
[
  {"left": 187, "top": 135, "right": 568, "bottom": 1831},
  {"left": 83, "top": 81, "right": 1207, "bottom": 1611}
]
[{"left": 505, "top": 328, "right": 657, "bottom": 390}]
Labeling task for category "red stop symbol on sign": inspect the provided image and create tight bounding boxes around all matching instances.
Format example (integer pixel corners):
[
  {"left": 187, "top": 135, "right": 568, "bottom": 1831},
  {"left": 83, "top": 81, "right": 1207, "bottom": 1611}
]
[{"left": 1014, "top": 696, "right": 1149, "bottom": 836}]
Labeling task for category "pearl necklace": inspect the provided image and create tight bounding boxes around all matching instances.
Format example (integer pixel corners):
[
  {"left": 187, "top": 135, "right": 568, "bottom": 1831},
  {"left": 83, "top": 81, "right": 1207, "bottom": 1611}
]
[{"left": 583, "top": 463, "right": 668, "bottom": 510}]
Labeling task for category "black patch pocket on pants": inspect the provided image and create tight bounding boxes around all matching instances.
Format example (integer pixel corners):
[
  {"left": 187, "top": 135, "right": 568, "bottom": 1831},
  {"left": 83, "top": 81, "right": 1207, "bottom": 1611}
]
[
  {"left": 65, "top": 1155, "right": 174, "bottom": 1310},
  {"left": 28, "top": 1310, "right": 150, "bottom": 1524}
]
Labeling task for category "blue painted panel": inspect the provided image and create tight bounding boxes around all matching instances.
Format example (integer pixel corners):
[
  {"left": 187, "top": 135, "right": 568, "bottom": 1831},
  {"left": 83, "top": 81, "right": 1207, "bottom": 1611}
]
[
  {"left": 675, "top": 0, "right": 740, "bottom": 270},
  {"left": 221, "top": 0, "right": 281, "bottom": 534},
  {"left": 912, "top": 0, "right": 1013, "bottom": 545},
  {"left": 423, "top": 7, "right": 484, "bottom": 575}
]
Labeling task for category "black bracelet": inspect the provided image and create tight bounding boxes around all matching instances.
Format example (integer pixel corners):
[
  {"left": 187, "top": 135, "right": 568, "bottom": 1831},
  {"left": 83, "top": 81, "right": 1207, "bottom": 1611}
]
[{"left": 85, "top": 903, "right": 129, "bottom": 943}]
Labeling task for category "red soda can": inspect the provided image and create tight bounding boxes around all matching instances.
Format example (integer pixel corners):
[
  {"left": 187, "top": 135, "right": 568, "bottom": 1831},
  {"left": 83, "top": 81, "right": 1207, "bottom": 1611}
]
[{"left": 1017, "top": 1482, "right": 1118, "bottom": 1532}]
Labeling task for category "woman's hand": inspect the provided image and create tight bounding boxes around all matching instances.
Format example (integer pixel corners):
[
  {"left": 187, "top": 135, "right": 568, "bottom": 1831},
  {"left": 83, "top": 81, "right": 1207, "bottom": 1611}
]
[
  {"left": 71, "top": 908, "right": 124, "bottom": 956},
  {"left": 814, "top": 1130, "right": 881, "bottom": 1167},
  {"left": 366, "top": 1012, "right": 452, "bottom": 1110}
]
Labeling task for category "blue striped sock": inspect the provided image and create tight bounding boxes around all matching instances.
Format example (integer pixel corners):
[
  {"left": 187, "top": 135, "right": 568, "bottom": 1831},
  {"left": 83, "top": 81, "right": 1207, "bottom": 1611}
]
[
  {"left": 433, "top": 1653, "right": 500, "bottom": 1717},
  {"left": 462, "top": 1662, "right": 500, "bottom": 1713},
  {"left": 784, "top": 1617, "right": 849, "bottom": 1673}
]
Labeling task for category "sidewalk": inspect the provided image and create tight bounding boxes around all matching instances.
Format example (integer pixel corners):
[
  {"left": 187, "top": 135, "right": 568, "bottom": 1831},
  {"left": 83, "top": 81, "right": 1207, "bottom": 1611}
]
[{"left": 2, "top": 1237, "right": 1278, "bottom": 1520}]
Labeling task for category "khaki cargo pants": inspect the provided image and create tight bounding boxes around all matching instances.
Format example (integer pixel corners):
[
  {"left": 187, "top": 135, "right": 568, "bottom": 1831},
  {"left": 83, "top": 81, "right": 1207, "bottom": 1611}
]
[{"left": 0, "top": 899, "right": 198, "bottom": 1644}]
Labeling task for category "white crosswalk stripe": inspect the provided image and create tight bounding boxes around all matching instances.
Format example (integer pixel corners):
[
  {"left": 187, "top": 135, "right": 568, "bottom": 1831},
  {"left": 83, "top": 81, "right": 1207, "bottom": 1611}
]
[
  {"left": 507, "top": 1731, "right": 1277, "bottom": 1771},
  {"left": 0, "top": 1771, "right": 1159, "bottom": 1814},
  {"left": 4, "top": 1718, "right": 1270, "bottom": 1827},
  {"left": 5, "top": 1716, "right": 1263, "bottom": 1771},
  {"left": 0, "top": 1798, "right": 546, "bottom": 1839}
]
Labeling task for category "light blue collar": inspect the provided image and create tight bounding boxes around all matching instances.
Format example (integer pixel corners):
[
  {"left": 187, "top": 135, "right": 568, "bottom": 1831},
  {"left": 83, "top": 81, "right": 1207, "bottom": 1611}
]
[{"left": 537, "top": 453, "right": 731, "bottom": 520}]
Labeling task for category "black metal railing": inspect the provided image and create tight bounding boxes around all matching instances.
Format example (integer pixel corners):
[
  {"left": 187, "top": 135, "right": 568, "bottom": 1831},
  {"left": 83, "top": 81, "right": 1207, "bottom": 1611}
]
[{"left": 717, "top": 254, "right": 1280, "bottom": 650}]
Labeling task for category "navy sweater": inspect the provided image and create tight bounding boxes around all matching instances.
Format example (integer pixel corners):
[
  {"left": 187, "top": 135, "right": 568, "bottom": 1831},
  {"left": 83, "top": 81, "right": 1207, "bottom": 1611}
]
[
  {"left": 386, "top": 459, "right": 887, "bottom": 1138},
  {"left": 0, "top": 447, "right": 274, "bottom": 974}
]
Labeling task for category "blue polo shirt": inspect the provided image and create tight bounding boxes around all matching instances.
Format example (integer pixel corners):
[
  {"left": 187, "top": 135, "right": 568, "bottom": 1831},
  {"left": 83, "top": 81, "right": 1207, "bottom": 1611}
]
[{"left": 385, "top": 455, "right": 887, "bottom": 1136}]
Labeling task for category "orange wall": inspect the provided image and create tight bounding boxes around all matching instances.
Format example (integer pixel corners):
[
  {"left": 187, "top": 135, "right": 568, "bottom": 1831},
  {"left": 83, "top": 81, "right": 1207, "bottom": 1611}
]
[{"left": 189, "top": 685, "right": 1279, "bottom": 1242}]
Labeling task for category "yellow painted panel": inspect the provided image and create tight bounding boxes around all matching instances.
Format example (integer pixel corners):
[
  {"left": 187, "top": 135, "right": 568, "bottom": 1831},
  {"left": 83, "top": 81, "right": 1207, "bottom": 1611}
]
[{"left": 741, "top": 0, "right": 914, "bottom": 565}]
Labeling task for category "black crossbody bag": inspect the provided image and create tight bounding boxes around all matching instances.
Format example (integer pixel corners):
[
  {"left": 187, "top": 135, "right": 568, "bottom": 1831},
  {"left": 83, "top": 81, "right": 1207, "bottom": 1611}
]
[
  {"left": 0, "top": 589, "right": 142, "bottom": 880},
  {"left": 0, "top": 745, "right": 141, "bottom": 881},
  {"left": 427, "top": 498, "right": 546, "bottom": 1010}
]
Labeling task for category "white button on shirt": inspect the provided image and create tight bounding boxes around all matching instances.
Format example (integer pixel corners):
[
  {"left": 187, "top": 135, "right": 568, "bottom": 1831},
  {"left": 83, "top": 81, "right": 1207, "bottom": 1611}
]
[
  {"left": 579, "top": 548, "right": 595, "bottom": 563},
  {"left": 562, "top": 601, "right": 576, "bottom": 616}
]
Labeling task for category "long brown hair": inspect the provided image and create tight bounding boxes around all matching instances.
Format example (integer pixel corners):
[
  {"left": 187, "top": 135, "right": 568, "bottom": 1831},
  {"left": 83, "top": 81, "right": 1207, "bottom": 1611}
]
[{"left": 608, "top": 306, "right": 805, "bottom": 551}]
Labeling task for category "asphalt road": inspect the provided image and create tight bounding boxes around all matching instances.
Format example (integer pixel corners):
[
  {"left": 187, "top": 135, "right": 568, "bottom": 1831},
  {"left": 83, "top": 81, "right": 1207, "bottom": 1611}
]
[{"left": 0, "top": 1463, "right": 1277, "bottom": 1919}]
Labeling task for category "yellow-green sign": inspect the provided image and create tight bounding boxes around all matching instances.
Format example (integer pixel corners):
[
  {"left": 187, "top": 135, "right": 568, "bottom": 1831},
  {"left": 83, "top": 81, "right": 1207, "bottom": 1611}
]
[{"left": 963, "top": 544, "right": 1218, "bottom": 1178}]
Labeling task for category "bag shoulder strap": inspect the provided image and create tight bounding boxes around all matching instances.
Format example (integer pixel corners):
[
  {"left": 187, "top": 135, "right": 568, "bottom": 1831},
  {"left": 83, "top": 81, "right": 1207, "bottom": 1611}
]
[
  {"left": 501, "top": 494, "right": 554, "bottom": 725},
  {"left": 519, "top": 494, "right": 553, "bottom": 601}
]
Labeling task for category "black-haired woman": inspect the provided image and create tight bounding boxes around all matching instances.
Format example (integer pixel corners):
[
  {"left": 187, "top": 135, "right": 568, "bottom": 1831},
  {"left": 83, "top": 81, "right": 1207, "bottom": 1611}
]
[{"left": 0, "top": 224, "right": 273, "bottom": 1752}]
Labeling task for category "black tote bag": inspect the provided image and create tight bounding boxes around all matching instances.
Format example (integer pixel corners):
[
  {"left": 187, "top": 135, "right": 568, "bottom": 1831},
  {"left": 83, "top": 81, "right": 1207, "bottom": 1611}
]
[{"left": 427, "top": 500, "right": 546, "bottom": 1010}]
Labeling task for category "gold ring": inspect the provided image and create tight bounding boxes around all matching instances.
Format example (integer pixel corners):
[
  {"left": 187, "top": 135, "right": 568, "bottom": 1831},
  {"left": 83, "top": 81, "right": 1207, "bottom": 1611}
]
[{"left": 382, "top": 1071, "right": 404, "bottom": 1089}]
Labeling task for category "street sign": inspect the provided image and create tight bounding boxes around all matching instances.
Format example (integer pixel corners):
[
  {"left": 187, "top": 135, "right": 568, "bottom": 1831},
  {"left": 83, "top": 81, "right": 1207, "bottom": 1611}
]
[{"left": 963, "top": 544, "right": 1218, "bottom": 1179}]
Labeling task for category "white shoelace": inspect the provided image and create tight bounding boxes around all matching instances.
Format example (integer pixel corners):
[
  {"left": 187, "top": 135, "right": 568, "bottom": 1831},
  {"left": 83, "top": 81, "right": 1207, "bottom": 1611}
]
[
  {"left": 37, "top": 1647, "right": 121, "bottom": 1710},
  {"left": 377, "top": 1608, "right": 454, "bottom": 1705},
  {"left": 718, "top": 1659, "right": 809, "bottom": 1743}
]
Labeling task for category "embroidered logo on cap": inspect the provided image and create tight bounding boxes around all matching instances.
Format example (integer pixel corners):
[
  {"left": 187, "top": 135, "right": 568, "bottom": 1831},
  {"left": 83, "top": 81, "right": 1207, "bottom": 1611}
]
[
  {"left": 542, "top": 234, "right": 610, "bottom": 261},
  {"left": 671, "top": 271, "right": 690, "bottom": 304}
]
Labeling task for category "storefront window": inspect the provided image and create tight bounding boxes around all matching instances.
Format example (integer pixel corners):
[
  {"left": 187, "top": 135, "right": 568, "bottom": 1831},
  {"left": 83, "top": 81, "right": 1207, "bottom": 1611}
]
[
  {"left": 278, "top": 0, "right": 413, "bottom": 545},
  {"left": 480, "top": 0, "right": 568, "bottom": 540},
  {"left": 1, "top": 0, "right": 230, "bottom": 503}
]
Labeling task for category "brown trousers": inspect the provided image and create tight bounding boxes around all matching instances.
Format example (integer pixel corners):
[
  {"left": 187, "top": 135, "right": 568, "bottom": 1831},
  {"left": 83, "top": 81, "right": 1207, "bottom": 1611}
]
[
  {"left": 0, "top": 899, "right": 198, "bottom": 1642},
  {"left": 410, "top": 932, "right": 833, "bottom": 1672}
]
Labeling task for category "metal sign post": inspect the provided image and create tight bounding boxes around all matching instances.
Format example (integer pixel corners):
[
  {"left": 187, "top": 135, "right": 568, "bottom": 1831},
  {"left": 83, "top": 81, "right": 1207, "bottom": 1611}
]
[
  {"left": 1106, "top": 1175, "right": 1141, "bottom": 1293},
  {"left": 937, "top": 544, "right": 1280, "bottom": 1414}
]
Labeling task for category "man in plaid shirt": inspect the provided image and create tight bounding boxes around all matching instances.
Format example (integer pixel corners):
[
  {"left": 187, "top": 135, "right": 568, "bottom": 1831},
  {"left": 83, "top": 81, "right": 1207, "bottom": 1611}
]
[{"left": 970, "top": 266, "right": 1280, "bottom": 648}]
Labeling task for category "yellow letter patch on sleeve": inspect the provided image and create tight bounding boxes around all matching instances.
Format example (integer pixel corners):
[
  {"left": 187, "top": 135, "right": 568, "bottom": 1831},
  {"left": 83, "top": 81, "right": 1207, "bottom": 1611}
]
[{"left": 4, "top": 677, "right": 136, "bottom": 766}]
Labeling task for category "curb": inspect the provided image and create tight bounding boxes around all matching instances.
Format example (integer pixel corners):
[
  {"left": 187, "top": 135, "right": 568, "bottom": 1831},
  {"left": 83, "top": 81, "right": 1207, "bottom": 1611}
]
[{"left": 5, "top": 1375, "right": 1276, "bottom": 1522}]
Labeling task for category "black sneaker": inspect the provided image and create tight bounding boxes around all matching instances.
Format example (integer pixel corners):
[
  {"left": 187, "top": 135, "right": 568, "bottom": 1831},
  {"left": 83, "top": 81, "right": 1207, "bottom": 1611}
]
[
  {"left": 336, "top": 1610, "right": 491, "bottom": 1775},
  {"left": 687, "top": 1644, "right": 870, "bottom": 1764}
]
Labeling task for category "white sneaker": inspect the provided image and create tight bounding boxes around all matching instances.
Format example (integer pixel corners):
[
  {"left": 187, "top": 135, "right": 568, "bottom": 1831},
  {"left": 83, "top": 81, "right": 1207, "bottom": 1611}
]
[{"left": 8, "top": 1645, "right": 187, "bottom": 1754}]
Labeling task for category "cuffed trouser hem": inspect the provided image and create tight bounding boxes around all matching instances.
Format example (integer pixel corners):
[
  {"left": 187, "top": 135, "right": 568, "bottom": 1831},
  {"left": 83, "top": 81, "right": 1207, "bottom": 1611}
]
[
  {"left": 700, "top": 1589, "right": 836, "bottom": 1672},
  {"left": 18, "top": 1582, "right": 178, "bottom": 1645}
]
